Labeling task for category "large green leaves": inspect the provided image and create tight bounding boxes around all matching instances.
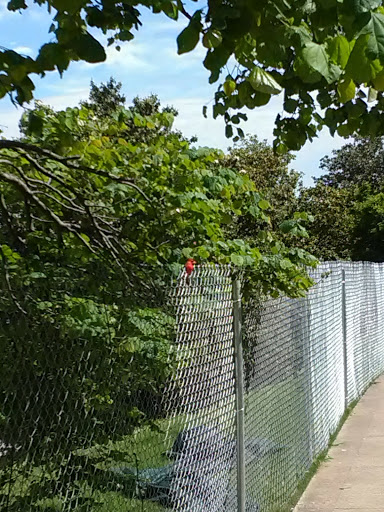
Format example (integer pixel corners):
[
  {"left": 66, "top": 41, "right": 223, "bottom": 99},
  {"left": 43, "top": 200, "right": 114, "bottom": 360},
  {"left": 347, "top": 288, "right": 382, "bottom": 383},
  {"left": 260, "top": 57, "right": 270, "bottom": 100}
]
[
  {"left": 177, "top": 11, "right": 203, "bottom": 54},
  {"left": 301, "top": 42, "right": 342, "bottom": 83},
  {"left": 348, "top": 0, "right": 381, "bottom": 14},
  {"left": 5, "top": 0, "right": 384, "bottom": 148},
  {"left": 327, "top": 35, "right": 352, "bottom": 68},
  {"left": 248, "top": 67, "right": 282, "bottom": 95},
  {"left": 37, "top": 43, "right": 70, "bottom": 74},
  {"left": 70, "top": 32, "right": 106, "bottom": 62},
  {"left": 345, "top": 34, "right": 382, "bottom": 82},
  {"left": 338, "top": 78, "right": 356, "bottom": 102},
  {"left": 364, "top": 12, "right": 384, "bottom": 60}
]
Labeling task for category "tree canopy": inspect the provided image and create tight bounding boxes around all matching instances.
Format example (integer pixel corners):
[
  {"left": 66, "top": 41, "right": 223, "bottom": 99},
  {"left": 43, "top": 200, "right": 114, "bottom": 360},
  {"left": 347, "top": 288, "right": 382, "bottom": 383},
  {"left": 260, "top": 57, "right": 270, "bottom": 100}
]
[
  {"left": 298, "top": 135, "right": 384, "bottom": 261},
  {"left": 318, "top": 135, "right": 384, "bottom": 188},
  {"left": 225, "top": 135, "right": 300, "bottom": 230},
  {"left": 0, "top": 92, "right": 317, "bottom": 454},
  {"left": 4, "top": 1, "right": 384, "bottom": 149}
]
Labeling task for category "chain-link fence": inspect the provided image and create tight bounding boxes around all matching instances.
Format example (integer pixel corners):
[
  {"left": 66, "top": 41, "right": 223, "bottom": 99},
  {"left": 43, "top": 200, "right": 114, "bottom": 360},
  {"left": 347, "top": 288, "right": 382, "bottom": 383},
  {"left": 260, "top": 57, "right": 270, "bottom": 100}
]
[{"left": 1, "top": 261, "right": 384, "bottom": 511}]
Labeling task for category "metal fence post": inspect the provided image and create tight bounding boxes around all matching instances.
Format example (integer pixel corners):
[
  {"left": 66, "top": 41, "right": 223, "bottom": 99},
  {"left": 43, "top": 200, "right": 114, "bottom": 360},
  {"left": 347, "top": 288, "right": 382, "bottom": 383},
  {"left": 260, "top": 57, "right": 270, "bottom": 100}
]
[
  {"left": 232, "top": 278, "right": 245, "bottom": 512},
  {"left": 342, "top": 268, "right": 348, "bottom": 409}
]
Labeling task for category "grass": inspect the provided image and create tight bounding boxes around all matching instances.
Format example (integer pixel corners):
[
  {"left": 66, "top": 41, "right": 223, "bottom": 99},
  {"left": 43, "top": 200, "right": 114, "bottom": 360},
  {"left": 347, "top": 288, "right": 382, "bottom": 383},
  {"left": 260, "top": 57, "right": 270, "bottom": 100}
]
[{"left": 0, "top": 377, "right": 372, "bottom": 512}]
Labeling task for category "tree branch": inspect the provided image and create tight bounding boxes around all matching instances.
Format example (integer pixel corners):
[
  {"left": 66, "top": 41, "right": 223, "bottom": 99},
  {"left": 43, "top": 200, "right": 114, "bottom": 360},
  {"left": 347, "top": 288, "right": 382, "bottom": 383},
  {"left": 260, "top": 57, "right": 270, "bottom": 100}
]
[
  {"left": 176, "top": 0, "right": 192, "bottom": 20},
  {"left": 0, "top": 140, "right": 152, "bottom": 203},
  {"left": 0, "top": 170, "right": 95, "bottom": 254},
  {"left": 0, "top": 245, "right": 27, "bottom": 315},
  {"left": 0, "top": 193, "right": 26, "bottom": 250}
]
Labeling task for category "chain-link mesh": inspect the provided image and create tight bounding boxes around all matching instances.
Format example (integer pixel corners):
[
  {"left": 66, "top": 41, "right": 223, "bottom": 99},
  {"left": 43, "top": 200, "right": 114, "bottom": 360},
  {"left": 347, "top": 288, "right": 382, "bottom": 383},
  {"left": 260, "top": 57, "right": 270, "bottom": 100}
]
[
  {"left": 1, "top": 261, "right": 384, "bottom": 512},
  {"left": 345, "top": 262, "right": 384, "bottom": 403},
  {"left": 165, "top": 265, "right": 239, "bottom": 512}
]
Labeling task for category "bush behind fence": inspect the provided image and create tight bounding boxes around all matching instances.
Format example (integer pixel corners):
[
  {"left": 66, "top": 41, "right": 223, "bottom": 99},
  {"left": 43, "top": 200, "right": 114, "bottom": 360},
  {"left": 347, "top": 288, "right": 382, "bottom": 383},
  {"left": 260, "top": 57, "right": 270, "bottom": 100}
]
[{"left": 1, "top": 261, "right": 384, "bottom": 511}]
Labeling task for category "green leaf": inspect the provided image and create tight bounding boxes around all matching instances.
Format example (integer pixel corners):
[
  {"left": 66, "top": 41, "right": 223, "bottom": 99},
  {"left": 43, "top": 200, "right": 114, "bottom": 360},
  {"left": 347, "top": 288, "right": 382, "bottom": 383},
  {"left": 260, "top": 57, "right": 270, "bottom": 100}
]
[
  {"left": 373, "top": 68, "right": 384, "bottom": 89},
  {"left": 348, "top": 0, "right": 381, "bottom": 14},
  {"left": 163, "top": 1, "right": 178, "bottom": 20},
  {"left": 368, "top": 86, "right": 378, "bottom": 101},
  {"left": 302, "top": 43, "right": 331, "bottom": 81},
  {"left": 338, "top": 78, "right": 356, "bottom": 102},
  {"left": 70, "top": 33, "right": 106, "bottom": 63},
  {"left": 197, "top": 246, "right": 210, "bottom": 258},
  {"left": 7, "top": 0, "right": 27, "bottom": 9},
  {"left": 36, "top": 301, "right": 53, "bottom": 310},
  {"left": 221, "top": 212, "right": 233, "bottom": 224},
  {"left": 365, "top": 12, "right": 384, "bottom": 60},
  {"left": 223, "top": 79, "right": 236, "bottom": 96},
  {"left": 177, "top": 12, "right": 202, "bottom": 54},
  {"left": 345, "top": 34, "right": 382, "bottom": 82},
  {"left": 280, "top": 258, "right": 293, "bottom": 269},
  {"left": 248, "top": 67, "right": 282, "bottom": 95},
  {"left": 29, "top": 272, "right": 47, "bottom": 279},
  {"left": 280, "top": 220, "right": 295, "bottom": 233},
  {"left": 258, "top": 199, "right": 270, "bottom": 210},
  {"left": 202, "top": 29, "right": 222, "bottom": 49},
  {"left": 225, "top": 124, "right": 233, "bottom": 138},
  {"left": 284, "top": 98, "right": 298, "bottom": 113},
  {"left": 346, "top": 98, "right": 367, "bottom": 118},
  {"left": 27, "top": 112, "right": 44, "bottom": 136},
  {"left": 37, "top": 43, "right": 70, "bottom": 74},
  {"left": 253, "top": 91, "right": 271, "bottom": 106},
  {"left": 230, "top": 254, "right": 244, "bottom": 266},
  {"left": 237, "top": 127, "right": 245, "bottom": 138},
  {"left": 327, "top": 35, "right": 351, "bottom": 68}
]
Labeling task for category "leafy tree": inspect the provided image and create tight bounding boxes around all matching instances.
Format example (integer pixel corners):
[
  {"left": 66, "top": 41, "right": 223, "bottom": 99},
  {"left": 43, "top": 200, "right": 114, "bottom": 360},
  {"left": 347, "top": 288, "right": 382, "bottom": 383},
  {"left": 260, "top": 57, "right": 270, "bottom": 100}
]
[
  {"left": 0, "top": 99, "right": 316, "bottom": 457},
  {"left": 81, "top": 77, "right": 126, "bottom": 117},
  {"left": 5, "top": 1, "right": 384, "bottom": 148},
  {"left": 298, "top": 182, "right": 356, "bottom": 260},
  {"left": 224, "top": 135, "right": 300, "bottom": 231},
  {"left": 318, "top": 135, "right": 384, "bottom": 188},
  {"left": 21, "top": 88, "right": 182, "bottom": 146},
  {"left": 299, "top": 135, "right": 384, "bottom": 261},
  {"left": 352, "top": 192, "right": 384, "bottom": 261}
]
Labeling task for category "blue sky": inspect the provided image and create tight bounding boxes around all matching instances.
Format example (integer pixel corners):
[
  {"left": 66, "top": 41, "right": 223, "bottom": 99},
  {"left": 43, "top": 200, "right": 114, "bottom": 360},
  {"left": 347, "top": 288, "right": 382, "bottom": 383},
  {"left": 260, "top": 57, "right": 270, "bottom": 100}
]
[{"left": 0, "top": 1, "right": 347, "bottom": 186}]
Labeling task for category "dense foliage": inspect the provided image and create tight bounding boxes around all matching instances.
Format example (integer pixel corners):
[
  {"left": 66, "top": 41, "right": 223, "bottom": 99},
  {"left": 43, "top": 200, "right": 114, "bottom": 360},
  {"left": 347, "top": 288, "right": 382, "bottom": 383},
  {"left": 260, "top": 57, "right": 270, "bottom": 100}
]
[
  {"left": 225, "top": 135, "right": 300, "bottom": 231},
  {"left": 5, "top": 1, "right": 384, "bottom": 147},
  {"left": 352, "top": 192, "right": 384, "bottom": 261},
  {"left": 318, "top": 136, "right": 384, "bottom": 188},
  {"left": 0, "top": 93, "right": 317, "bottom": 460},
  {"left": 298, "top": 182, "right": 356, "bottom": 260},
  {"left": 298, "top": 136, "right": 384, "bottom": 261}
]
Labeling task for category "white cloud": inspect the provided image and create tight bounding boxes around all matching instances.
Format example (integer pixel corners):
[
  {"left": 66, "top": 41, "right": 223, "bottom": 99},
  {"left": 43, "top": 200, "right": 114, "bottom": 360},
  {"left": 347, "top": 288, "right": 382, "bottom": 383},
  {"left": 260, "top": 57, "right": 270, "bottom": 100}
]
[
  {"left": 144, "top": 15, "right": 187, "bottom": 34},
  {"left": 12, "top": 46, "right": 33, "bottom": 56},
  {"left": 105, "top": 43, "right": 155, "bottom": 70},
  {"left": 0, "top": 0, "right": 10, "bottom": 19},
  {"left": 0, "top": 87, "right": 89, "bottom": 139},
  {"left": 80, "top": 41, "right": 155, "bottom": 72},
  {"left": 0, "top": 106, "right": 23, "bottom": 138},
  {"left": 39, "top": 89, "right": 89, "bottom": 110},
  {"left": 171, "top": 95, "right": 283, "bottom": 150},
  {"left": 170, "top": 94, "right": 349, "bottom": 186}
]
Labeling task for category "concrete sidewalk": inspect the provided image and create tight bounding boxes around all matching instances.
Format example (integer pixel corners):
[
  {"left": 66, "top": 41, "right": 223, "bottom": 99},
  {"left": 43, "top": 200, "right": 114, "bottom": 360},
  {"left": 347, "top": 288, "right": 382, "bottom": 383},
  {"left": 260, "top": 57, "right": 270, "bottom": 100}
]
[{"left": 294, "top": 377, "right": 384, "bottom": 512}]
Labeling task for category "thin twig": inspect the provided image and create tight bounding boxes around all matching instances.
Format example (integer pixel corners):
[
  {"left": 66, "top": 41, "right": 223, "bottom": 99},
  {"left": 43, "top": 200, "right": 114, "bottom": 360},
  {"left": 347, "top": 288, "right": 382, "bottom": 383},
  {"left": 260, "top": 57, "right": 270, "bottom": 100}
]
[
  {"left": 1, "top": 140, "right": 152, "bottom": 203},
  {"left": 0, "top": 170, "right": 95, "bottom": 254},
  {"left": 176, "top": 0, "right": 192, "bottom": 20},
  {"left": 0, "top": 193, "right": 26, "bottom": 249},
  {"left": 0, "top": 245, "right": 27, "bottom": 315}
]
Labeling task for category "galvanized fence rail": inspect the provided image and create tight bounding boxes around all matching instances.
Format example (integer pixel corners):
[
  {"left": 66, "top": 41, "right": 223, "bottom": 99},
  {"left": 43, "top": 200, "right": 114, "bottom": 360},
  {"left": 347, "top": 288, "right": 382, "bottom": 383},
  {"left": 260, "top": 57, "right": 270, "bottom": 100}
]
[{"left": 1, "top": 261, "right": 384, "bottom": 512}]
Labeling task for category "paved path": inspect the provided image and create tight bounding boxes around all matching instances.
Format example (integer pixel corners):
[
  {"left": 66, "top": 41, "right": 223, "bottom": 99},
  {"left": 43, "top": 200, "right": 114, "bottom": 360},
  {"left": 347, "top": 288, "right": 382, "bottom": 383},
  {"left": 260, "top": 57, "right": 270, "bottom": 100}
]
[{"left": 294, "top": 376, "right": 384, "bottom": 512}]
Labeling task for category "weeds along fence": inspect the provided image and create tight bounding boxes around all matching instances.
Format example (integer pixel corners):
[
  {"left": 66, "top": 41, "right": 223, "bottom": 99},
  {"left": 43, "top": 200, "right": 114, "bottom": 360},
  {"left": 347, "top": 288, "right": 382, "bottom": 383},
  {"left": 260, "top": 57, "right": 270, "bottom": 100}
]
[{"left": 1, "top": 261, "right": 384, "bottom": 511}]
